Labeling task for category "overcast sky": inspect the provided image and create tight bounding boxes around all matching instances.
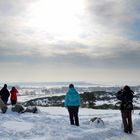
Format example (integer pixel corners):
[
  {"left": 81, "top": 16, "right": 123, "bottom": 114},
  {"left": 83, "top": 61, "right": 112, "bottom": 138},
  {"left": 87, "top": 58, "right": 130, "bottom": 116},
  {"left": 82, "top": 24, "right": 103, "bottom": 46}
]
[{"left": 0, "top": 0, "right": 140, "bottom": 85}]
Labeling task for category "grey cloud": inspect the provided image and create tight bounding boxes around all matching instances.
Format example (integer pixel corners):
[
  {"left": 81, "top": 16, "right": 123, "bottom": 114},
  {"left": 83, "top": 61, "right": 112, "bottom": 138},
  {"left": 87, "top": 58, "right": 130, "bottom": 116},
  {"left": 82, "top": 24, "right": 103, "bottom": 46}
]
[
  {"left": 0, "top": 38, "right": 40, "bottom": 57},
  {"left": 1, "top": 46, "right": 140, "bottom": 69},
  {"left": 47, "top": 39, "right": 140, "bottom": 69},
  {"left": 0, "top": 0, "right": 140, "bottom": 70},
  {"left": 86, "top": 0, "right": 140, "bottom": 29},
  {"left": 49, "top": 41, "right": 90, "bottom": 54},
  {"left": 0, "top": 0, "right": 34, "bottom": 17},
  {"left": 1, "top": 35, "right": 140, "bottom": 69},
  {"left": 45, "top": 49, "right": 140, "bottom": 69}
]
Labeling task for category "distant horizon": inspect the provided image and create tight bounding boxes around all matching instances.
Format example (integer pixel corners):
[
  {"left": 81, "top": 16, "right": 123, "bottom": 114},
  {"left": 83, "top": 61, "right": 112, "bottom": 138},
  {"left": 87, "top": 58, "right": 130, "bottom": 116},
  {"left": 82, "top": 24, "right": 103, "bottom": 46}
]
[{"left": 0, "top": 80, "right": 140, "bottom": 87}]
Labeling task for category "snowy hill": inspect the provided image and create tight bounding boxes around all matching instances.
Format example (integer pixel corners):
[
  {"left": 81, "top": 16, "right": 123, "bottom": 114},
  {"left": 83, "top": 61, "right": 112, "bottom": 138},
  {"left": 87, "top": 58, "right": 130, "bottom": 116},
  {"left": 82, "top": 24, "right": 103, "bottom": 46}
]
[
  {"left": 1, "top": 106, "right": 140, "bottom": 140},
  {"left": 1, "top": 82, "right": 139, "bottom": 109},
  {"left": 22, "top": 90, "right": 140, "bottom": 109},
  {"left": 1, "top": 83, "right": 140, "bottom": 139}
]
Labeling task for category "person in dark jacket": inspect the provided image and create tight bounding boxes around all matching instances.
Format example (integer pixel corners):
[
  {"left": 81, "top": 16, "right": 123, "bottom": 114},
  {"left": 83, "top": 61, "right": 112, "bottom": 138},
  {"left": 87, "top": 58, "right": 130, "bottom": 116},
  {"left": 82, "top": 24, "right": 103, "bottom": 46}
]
[
  {"left": 10, "top": 87, "right": 18, "bottom": 105},
  {"left": 116, "top": 85, "right": 134, "bottom": 134},
  {"left": 65, "top": 84, "right": 80, "bottom": 126},
  {"left": 0, "top": 84, "right": 10, "bottom": 105}
]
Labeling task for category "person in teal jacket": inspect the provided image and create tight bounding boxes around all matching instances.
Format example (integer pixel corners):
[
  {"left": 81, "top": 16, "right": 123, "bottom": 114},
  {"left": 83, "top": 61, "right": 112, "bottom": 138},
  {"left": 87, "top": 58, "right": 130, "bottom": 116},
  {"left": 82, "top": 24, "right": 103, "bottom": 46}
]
[{"left": 65, "top": 84, "right": 80, "bottom": 126}]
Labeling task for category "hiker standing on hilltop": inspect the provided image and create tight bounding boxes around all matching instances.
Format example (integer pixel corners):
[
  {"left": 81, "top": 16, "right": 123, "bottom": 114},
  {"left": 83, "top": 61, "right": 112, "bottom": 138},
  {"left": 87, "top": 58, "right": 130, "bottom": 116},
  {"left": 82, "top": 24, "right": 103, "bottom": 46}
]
[
  {"left": 116, "top": 85, "right": 134, "bottom": 134},
  {"left": 65, "top": 84, "right": 80, "bottom": 126},
  {"left": 0, "top": 84, "right": 10, "bottom": 105},
  {"left": 10, "top": 87, "right": 18, "bottom": 105}
]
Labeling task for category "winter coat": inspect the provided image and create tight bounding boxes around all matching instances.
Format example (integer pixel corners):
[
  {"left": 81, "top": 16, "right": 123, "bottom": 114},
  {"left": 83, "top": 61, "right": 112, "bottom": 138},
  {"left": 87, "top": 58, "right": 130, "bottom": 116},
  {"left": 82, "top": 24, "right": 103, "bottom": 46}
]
[
  {"left": 0, "top": 86, "right": 10, "bottom": 104},
  {"left": 65, "top": 87, "right": 80, "bottom": 107},
  {"left": 117, "top": 89, "right": 134, "bottom": 110},
  {"left": 10, "top": 87, "right": 18, "bottom": 101},
  {"left": 117, "top": 89, "right": 134, "bottom": 102}
]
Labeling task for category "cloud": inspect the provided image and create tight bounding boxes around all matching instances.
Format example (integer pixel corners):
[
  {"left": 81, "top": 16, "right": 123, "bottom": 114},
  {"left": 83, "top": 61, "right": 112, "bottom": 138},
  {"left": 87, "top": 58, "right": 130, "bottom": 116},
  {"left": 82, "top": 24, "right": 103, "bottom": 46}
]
[
  {"left": 86, "top": 0, "right": 140, "bottom": 27},
  {"left": 0, "top": 0, "right": 34, "bottom": 17},
  {"left": 0, "top": 0, "right": 140, "bottom": 70}
]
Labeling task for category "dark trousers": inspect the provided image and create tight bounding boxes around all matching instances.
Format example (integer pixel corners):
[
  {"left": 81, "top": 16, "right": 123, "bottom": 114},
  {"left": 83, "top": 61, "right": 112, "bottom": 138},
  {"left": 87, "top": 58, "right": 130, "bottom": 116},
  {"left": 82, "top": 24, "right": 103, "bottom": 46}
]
[
  {"left": 67, "top": 106, "right": 79, "bottom": 126},
  {"left": 11, "top": 100, "right": 17, "bottom": 105},
  {"left": 121, "top": 110, "right": 133, "bottom": 133}
]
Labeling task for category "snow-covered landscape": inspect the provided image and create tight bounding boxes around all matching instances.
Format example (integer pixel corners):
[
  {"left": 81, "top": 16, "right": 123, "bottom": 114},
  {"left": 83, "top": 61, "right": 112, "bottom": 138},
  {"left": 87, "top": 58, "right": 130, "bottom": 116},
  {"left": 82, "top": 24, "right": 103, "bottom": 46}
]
[
  {"left": 0, "top": 82, "right": 140, "bottom": 140},
  {"left": 1, "top": 106, "right": 140, "bottom": 140},
  {"left": 1, "top": 0, "right": 140, "bottom": 139},
  {"left": 2, "top": 82, "right": 139, "bottom": 109}
]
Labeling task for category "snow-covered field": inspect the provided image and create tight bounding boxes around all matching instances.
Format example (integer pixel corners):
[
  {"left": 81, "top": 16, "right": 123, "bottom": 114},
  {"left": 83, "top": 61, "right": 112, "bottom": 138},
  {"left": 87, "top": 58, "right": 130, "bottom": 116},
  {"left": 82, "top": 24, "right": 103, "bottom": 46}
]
[
  {"left": 0, "top": 82, "right": 140, "bottom": 139},
  {"left": 1, "top": 107, "right": 140, "bottom": 140}
]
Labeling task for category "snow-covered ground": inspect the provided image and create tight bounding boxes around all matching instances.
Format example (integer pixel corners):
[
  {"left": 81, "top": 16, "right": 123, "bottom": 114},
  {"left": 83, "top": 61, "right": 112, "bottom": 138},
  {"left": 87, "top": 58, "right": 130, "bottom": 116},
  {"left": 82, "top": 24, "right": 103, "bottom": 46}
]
[{"left": 1, "top": 107, "right": 140, "bottom": 140}]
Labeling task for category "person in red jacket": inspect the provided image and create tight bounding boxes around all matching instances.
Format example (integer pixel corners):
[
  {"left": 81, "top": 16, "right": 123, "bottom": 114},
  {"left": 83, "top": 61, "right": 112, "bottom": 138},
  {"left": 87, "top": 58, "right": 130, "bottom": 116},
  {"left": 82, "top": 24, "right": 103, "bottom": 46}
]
[{"left": 10, "top": 87, "right": 18, "bottom": 105}]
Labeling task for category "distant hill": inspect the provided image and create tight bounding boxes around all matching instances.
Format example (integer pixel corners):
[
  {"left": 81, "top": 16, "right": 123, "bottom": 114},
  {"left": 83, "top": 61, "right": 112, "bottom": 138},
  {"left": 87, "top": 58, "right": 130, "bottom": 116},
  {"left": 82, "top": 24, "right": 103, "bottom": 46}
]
[
  {"left": 23, "top": 90, "right": 140, "bottom": 109},
  {"left": 0, "top": 81, "right": 95, "bottom": 87}
]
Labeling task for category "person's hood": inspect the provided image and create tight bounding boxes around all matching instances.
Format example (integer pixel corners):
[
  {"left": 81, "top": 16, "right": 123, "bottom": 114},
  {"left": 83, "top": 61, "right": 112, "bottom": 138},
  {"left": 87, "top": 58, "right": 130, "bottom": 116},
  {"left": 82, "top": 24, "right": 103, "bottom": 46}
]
[{"left": 68, "top": 88, "right": 77, "bottom": 93}]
